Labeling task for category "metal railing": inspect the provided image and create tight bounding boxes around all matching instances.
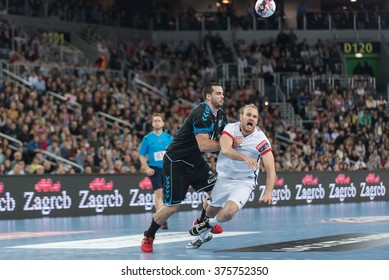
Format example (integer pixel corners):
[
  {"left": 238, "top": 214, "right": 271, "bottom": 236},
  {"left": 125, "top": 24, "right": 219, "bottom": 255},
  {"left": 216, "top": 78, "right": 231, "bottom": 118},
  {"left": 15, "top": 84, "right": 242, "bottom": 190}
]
[
  {"left": 7, "top": 61, "right": 124, "bottom": 80},
  {"left": 150, "top": 59, "right": 182, "bottom": 78},
  {"left": 275, "top": 134, "right": 303, "bottom": 147},
  {"left": 97, "top": 111, "right": 134, "bottom": 130},
  {"left": 3, "top": 67, "right": 84, "bottom": 114},
  {"left": 286, "top": 74, "right": 376, "bottom": 99},
  {"left": 216, "top": 63, "right": 266, "bottom": 93},
  {"left": 0, "top": 132, "right": 83, "bottom": 173},
  {"left": 46, "top": 91, "right": 82, "bottom": 114},
  {"left": 272, "top": 102, "right": 302, "bottom": 129},
  {"left": 0, "top": 132, "right": 23, "bottom": 150},
  {"left": 41, "top": 150, "right": 84, "bottom": 173},
  {"left": 1, "top": 68, "right": 33, "bottom": 91},
  {"left": 216, "top": 63, "right": 239, "bottom": 82},
  {"left": 133, "top": 77, "right": 196, "bottom": 109},
  {"left": 274, "top": 84, "right": 286, "bottom": 103},
  {"left": 132, "top": 77, "right": 168, "bottom": 99}
]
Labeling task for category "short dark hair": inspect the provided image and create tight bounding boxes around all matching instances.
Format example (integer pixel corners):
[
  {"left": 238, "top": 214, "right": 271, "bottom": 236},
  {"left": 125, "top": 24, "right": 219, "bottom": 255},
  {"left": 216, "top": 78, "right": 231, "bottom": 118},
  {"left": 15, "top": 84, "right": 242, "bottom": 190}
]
[
  {"left": 202, "top": 82, "right": 222, "bottom": 99},
  {"left": 152, "top": 113, "right": 165, "bottom": 122}
]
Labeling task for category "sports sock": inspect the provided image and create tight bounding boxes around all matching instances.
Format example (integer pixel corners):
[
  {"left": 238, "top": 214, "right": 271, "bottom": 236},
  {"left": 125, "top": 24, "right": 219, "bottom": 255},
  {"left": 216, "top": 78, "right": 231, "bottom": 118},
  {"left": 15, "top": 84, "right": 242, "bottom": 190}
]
[
  {"left": 144, "top": 218, "right": 161, "bottom": 238},
  {"left": 208, "top": 217, "right": 217, "bottom": 227},
  {"left": 198, "top": 208, "right": 207, "bottom": 222},
  {"left": 200, "top": 228, "right": 212, "bottom": 239}
]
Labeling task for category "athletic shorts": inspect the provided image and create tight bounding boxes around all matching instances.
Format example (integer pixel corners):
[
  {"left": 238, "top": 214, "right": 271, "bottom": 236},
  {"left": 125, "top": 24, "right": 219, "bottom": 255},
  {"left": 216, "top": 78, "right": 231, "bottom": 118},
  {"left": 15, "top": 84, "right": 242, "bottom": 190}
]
[
  {"left": 163, "top": 153, "right": 217, "bottom": 205},
  {"left": 208, "top": 177, "right": 256, "bottom": 210},
  {"left": 149, "top": 167, "right": 164, "bottom": 191}
]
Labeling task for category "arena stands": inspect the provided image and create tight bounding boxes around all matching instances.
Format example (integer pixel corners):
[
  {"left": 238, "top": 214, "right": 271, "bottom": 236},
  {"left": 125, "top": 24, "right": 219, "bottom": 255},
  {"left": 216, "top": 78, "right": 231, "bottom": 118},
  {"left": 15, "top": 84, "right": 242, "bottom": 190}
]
[{"left": 0, "top": 0, "right": 388, "bottom": 175}]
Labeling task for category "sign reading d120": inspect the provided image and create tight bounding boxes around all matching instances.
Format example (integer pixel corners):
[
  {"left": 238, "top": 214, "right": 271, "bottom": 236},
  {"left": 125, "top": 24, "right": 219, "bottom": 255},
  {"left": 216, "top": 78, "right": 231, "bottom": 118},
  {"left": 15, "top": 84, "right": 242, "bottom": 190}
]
[{"left": 341, "top": 42, "right": 380, "bottom": 54}]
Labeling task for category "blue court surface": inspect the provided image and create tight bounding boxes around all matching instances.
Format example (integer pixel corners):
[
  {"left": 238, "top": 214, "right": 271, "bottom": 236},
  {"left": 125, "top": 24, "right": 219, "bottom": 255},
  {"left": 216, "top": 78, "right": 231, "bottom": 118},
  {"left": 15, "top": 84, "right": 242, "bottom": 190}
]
[{"left": 0, "top": 201, "right": 388, "bottom": 260}]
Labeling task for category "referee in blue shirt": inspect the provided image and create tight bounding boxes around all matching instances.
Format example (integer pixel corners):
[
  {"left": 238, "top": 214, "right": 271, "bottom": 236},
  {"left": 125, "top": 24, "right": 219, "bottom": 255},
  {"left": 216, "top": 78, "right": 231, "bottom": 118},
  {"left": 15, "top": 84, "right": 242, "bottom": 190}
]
[{"left": 139, "top": 113, "right": 173, "bottom": 229}]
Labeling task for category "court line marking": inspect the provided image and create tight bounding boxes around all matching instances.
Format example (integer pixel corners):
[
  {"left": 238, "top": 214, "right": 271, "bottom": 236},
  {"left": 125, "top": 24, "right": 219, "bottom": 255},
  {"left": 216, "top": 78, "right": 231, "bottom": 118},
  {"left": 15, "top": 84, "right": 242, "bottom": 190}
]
[
  {"left": 322, "top": 216, "right": 389, "bottom": 223},
  {"left": 8, "top": 231, "right": 259, "bottom": 249},
  {"left": 0, "top": 231, "right": 92, "bottom": 240}
]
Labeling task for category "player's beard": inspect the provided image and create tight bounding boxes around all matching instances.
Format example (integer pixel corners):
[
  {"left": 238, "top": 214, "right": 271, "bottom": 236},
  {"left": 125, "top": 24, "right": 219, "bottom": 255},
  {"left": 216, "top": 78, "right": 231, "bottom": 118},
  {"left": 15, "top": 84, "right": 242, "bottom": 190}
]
[{"left": 211, "top": 98, "right": 224, "bottom": 109}]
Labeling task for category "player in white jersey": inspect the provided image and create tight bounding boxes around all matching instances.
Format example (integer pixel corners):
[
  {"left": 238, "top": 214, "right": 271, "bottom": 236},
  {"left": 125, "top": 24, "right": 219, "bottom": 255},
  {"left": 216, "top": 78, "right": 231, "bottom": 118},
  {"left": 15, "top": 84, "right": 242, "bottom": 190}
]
[{"left": 187, "top": 104, "right": 276, "bottom": 249}]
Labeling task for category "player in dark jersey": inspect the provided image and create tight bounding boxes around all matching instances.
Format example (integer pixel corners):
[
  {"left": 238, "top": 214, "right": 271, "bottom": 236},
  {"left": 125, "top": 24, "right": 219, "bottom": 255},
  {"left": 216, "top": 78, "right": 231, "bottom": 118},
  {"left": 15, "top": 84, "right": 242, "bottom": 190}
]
[{"left": 141, "top": 82, "right": 228, "bottom": 253}]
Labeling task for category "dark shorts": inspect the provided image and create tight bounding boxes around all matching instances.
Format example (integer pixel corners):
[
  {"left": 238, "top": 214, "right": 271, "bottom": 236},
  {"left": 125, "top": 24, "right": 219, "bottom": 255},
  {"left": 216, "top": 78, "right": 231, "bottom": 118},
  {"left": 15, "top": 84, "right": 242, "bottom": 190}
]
[
  {"left": 149, "top": 167, "right": 164, "bottom": 191},
  {"left": 163, "top": 154, "right": 217, "bottom": 205}
]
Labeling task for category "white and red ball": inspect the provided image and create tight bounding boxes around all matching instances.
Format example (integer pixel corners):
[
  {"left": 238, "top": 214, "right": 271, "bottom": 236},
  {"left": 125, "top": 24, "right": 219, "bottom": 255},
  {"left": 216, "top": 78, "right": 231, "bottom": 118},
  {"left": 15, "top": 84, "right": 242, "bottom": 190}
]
[{"left": 255, "top": 0, "right": 276, "bottom": 18}]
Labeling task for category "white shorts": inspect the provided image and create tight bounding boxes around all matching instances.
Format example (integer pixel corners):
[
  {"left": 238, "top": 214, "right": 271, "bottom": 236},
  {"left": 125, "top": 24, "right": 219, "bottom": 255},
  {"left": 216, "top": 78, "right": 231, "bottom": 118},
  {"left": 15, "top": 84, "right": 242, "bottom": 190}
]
[{"left": 209, "top": 177, "right": 256, "bottom": 210}]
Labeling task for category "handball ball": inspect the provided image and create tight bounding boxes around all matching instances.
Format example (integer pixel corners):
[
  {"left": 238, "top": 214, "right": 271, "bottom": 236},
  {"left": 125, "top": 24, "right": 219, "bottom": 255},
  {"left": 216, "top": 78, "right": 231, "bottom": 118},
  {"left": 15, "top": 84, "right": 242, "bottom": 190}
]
[{"left": 255, "top": 0, "right": 276, "bottom": 18}]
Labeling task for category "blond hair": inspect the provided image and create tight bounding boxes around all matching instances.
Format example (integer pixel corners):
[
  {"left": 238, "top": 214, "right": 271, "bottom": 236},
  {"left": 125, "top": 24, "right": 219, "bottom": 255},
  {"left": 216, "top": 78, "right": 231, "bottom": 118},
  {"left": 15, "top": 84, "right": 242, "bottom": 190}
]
[{"left": 239, "top": 104, "right": 258, "bottom": 116}]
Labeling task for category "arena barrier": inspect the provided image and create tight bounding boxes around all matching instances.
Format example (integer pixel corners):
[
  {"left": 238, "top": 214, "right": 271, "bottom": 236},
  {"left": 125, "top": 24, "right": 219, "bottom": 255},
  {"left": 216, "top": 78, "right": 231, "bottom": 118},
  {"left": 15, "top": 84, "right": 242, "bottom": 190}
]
[{"left": 0, "top": 170, "right": 388, "bottom": 219}]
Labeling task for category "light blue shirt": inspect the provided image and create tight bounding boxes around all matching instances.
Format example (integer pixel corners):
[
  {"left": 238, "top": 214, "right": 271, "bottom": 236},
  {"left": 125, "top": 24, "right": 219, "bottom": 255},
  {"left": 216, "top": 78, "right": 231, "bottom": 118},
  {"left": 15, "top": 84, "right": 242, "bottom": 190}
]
[{"left": 139, "top": 131, "right": 173, "bottom": 169}]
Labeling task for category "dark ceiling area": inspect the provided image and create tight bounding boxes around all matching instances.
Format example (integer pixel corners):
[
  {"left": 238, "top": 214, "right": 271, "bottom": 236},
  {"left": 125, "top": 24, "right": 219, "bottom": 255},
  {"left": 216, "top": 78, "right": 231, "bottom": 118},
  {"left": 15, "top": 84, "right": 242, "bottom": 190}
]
[
  {"left": 320, "top": 0, "right": 387, "bottom": 11},
  {"left": 118, "top": 0, "right": 388, "bottom": 15}
]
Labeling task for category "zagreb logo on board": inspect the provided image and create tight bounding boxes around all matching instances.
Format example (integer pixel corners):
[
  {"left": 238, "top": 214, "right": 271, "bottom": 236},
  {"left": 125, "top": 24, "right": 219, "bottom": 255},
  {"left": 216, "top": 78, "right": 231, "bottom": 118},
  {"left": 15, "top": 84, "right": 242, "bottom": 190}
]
[
  {"left": 329, "top": 174, "right": 357, "bottom": 202},
  {"left": 360, "top": 173, "right": 386, "bottom": 200},
  {"left": 79, "top": 178, "right": 123, "bottom": 213},
  {"left": 23, "top": 179, "right": 71, "bottom": 215},
  {"left": 0, "top": 182, "right": 16, "bottom": 212},
  {"left": 138, "top": 177, "right": 153, "bottom": 190},
  {"left": 295, "top": 174, "right": 325, "bottom": 203}
]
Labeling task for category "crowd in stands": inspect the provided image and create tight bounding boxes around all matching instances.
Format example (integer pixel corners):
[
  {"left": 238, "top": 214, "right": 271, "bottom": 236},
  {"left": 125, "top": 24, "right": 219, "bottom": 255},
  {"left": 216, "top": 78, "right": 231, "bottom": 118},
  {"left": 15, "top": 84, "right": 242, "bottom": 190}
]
[
  {"left": 0, "top": 10, "right": 388, "bottom": 176},
  {"left": 0, "top": 15, "right": 84, "bottom": 66}
]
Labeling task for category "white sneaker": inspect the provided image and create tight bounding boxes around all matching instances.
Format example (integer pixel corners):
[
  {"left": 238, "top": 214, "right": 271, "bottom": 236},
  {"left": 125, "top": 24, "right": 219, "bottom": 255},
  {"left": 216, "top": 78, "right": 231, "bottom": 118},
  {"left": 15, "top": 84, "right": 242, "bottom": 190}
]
[{"left": 186, "top": 233, "right": 213, "bottom": 249}]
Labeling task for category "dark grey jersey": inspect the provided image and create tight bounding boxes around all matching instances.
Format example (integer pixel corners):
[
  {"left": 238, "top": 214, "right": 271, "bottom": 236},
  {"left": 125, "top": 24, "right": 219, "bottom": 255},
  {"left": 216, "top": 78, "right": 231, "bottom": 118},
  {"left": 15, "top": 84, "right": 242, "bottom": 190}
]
[{"left": 166, "top": 102, "right": 227, "bottom": 164}]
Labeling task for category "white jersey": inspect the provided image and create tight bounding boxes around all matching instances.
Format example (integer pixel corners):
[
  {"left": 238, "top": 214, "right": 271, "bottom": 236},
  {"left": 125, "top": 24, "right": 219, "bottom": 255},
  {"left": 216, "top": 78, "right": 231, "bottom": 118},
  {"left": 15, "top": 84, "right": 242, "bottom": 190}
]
[{"left": 216, "top": 122, "right": 272, "bottom": 180}]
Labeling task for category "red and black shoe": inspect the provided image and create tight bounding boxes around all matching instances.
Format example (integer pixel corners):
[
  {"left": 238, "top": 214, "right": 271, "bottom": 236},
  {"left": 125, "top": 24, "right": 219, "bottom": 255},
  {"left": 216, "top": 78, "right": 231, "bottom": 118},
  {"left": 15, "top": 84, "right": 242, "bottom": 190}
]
[
  {"left": 141, "top": 233, "right": 154, "bottom": 253},
  {"left": 193, "top": 219, "right": 223, "bottom": 234}
]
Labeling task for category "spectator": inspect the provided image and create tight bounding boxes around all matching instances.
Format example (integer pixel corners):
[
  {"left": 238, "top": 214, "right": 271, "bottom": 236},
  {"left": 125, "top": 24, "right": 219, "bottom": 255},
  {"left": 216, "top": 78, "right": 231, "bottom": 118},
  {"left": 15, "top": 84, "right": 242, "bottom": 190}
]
[
  {"left": 26, "top": 134, "right": 41, "bottom": 161},
  {"left": 7, "top": 161, "right": 25, "bottom": 175},
  {"left": 84, "top": 165, "right": 93, "bottom": 174},
  {"left": 128, "top": 163, "right": 137, "bottom": 173},
  {"left": 42, "top": 160, "right": 55, "bottom": 174},
  {"left": 366, "top": 156, "right": 378, "bottom": 170},
  {"left": 354, "top": 155, "right": 367, "bottom": 170},
  {"left": 75, "top": 146, "right": 88, "bottom": 166}
]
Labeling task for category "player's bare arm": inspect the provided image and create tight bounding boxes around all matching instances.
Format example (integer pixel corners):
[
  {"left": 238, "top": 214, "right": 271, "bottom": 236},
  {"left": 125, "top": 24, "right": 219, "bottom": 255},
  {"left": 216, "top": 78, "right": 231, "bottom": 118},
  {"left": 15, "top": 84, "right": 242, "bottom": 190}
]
[
  {"left": 195, "top": 133, "right": 221, "bottom": 153},
  {"left": 219, "top": 134, "right": 258, "bottom": 170},
  {"left": 259, "top": 151, "right": 276, "bottom": 204}
]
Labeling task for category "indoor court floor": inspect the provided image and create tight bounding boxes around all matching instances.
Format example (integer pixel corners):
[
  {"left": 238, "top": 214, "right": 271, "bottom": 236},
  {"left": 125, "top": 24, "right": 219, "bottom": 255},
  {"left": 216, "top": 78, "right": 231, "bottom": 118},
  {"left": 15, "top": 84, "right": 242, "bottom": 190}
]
[{"left": 0, "top": 201, "right": 388, "bottom": 260}]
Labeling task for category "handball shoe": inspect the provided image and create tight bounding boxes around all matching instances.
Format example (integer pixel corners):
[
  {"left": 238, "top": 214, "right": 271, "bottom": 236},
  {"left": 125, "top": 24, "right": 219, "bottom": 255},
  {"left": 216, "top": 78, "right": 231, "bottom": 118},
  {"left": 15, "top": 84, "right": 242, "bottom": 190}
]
[
  {"left": 141, "top": 233, "right": 154, "bottom": 253},
  {"left": 193, "top": 219, "right": 223, "bottom": 234},
  {"left": 186, "top": 233, "right": 213, "bottom": 249},
  {"left": 189, "top": 220, "right": 212, "bottom": 236}
]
